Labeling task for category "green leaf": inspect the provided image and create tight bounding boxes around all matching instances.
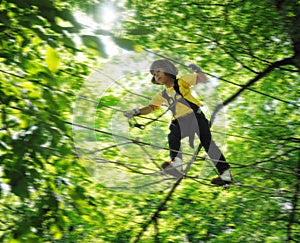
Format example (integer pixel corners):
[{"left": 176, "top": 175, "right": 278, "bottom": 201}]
[
  {"left": 50, "top": 224, "right": 63, "bottom": 240},
  {"left": 112, "top": 37, "right": 137, "bottom": 51},
  {"left": 11, "top": 176, "right": 29, "bottom": 199},
  {"left": 81, "top": 35, "right": 107, "bottom": 57},
  {"left": 6, "top": 238, "right": 22, "bottom": 243},
  {"left": 57, "top": 9, "right": 81, "bottom": 29},
  {"left": 46, "top": 46, "right": 60, "bottom": 72},
  {"left": 61, "top": 36, "right": 76, "bottom": 50},
  {"left": 128, "top": 27, "right": 151, "bottom": 35}
]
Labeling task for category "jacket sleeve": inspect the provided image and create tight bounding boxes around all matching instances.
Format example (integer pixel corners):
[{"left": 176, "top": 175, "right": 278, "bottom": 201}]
[
  {"left": 180, "top": 73, "right": 197, "bottom": 86},
  {"left": 149, "top": 92, "right": 167, "bottom": 109}
]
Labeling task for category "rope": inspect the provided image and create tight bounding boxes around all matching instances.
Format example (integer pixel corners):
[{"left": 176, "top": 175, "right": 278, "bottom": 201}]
[
  {"left": 142, "top": 48, "right": 299, "bottom": 108},
  {"left": 6, "top": 99, "right": 299, "bottom": 178},
  {"left": 3, "top": 67, "right": 297, "bottom": 177}
]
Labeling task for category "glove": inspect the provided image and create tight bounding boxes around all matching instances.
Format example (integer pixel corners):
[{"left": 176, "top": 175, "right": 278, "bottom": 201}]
[
  {"left": 188, "top": 64, "right": 202, "bottom": 73},
  {"left": 123, "top": 108, "right": 140, "bottom": 118}
]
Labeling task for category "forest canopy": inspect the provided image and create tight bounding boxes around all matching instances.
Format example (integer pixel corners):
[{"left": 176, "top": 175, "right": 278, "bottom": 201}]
[{"left": 0, "top": 0, "right": 299, "bottom": 242}]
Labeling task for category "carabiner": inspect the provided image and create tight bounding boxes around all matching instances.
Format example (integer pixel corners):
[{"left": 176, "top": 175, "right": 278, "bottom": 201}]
[{"left": 128, "top": 117, "right": 145, "bottom": 130}]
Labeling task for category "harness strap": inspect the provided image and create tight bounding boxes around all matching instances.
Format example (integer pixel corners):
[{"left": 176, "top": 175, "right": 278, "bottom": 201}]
[
  {"left": 162, "top": 79, "right": 201, "bottom": 148},
  {"left": 161, "top": 79, "right": 200, "bottom": 116}
]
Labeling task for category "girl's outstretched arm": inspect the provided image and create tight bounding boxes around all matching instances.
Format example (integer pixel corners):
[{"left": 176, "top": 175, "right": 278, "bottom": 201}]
[
  {"left": 139, "top": 105, "right": 157, "bottom": 115},
  {"left": 124, "top": 105, "right": 158, "bottom": 118}
]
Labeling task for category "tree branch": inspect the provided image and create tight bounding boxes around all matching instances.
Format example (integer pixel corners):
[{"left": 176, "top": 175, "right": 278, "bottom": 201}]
[
  {"left": 286, "top": 150, "right": 300, "bottom": 242},
  {"left": 130, "top": 55, "right": 293, "bottom": 241},
  {"left": 133, "top": 177, "right": 183, "bottom": 242},
  {"left": 210, "top": 57, "right": 294, "bottom": 124}
]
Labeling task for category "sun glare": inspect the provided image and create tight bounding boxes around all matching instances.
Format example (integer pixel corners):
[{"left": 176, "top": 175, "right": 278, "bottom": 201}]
[
  {"left": 99, "top": 3, "right": 118, "bottom": 28},
  {"left": 74, "top": 1, "right": 125, "bottom": 57}
]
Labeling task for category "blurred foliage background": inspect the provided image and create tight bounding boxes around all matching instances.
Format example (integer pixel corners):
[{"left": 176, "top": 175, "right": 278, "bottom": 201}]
[{"left": 0, "top": 0, "right": 299, "bottom": 242}]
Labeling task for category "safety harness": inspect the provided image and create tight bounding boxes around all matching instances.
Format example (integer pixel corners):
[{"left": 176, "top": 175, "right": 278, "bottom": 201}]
[
  {"left": 161, "top": 78, "right": 200, "bottom": 116},
  {"left": 162, "top": 79, "right": 201, "bottom": 148},
  {"left": 128, "top": 79, "right": 201, "bottom": 137}
]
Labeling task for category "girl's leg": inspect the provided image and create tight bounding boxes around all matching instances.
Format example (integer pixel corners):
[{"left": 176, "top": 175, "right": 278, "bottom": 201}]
[
  {"left": 168, "top": 120, "right": 182, "bottom": 160},
  {"left": 196, "top": 112, "right": 230, "bottom": 174}
]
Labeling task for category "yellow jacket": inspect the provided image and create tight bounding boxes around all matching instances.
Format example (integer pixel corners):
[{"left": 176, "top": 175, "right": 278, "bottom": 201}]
[{"left": 149, "top": 74, "right": 203, "bottom": 119}]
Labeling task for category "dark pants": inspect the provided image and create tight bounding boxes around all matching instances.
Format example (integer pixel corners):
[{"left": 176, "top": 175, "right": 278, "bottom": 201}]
[{"left": 168, "top": 111, "right": 230, "bottom": 174}]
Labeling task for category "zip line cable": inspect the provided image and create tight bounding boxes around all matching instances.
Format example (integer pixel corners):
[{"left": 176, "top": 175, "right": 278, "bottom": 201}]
[
  {"left": 77, "top": 90, "right": 299, "bottom": 144},
  {"left": 75, "top": 93, "right": 299, "bottom": 150},
  {"left": 1, "top": 56, "right": 299, "bottom": 109},
  {"left": 77, "top": 92, "right": 299, "bottom": 149},
  {"left": 1, "top": 66, "right": 299, "bottom": 129},
  {"left": 4, "top": 101, "right": 299, "bottom": 179},
  {"left": 1, "top": 61, "right": 299, "bottom": 186},
  {"left": 182, "top": 176, "right": 296, "bottom": 198},
  {"left": 66, "top": 120, "right": 299, "bottom": 177},
  {"left": 1, "top": 45, "right": 299, "bottom": 241},
  {"left": 3, "top": 93, "right": 300, "bottom": 204},
  {"left": 90, "top": 68, "right": 152, "bottom": 100},
  {"left": 78, "top": 95, "right": 167, "bottom": 126},
  {"left": 95, "top": 167, "right": 298, "bottom": 198},
  {"left": 142, "top": 48, "right": 299, "bottom": 108},
  {"left": 32, "top": 143, "right": 300, "bottom": 198},
  {"left": 102, "top": 171, "right": 298, "bottom": 199},
  {"left": 2, "top": 69, "right": 298, "bottom": 173},
  {"left": 10, "top": 101, "right": 289, "bottom": 172},
  {"left": 96, "top": 139, "right": 297, "bottom": 182}
]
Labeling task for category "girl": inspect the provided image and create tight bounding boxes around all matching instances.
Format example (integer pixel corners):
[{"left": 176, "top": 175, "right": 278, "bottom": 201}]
[{"left": 124, "top": 59, "right": 232, "bottom": 185}]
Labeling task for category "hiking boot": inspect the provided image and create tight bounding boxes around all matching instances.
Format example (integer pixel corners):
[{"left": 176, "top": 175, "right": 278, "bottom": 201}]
[
  {"left": 161, "top": 161, "right": 183, "bottom": 178},
  {"left": 211, "top": 170, "right": 233, "bottom": 186},
  {"left": 171, "top": 157, "right": 183, "bottom": 172}
]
